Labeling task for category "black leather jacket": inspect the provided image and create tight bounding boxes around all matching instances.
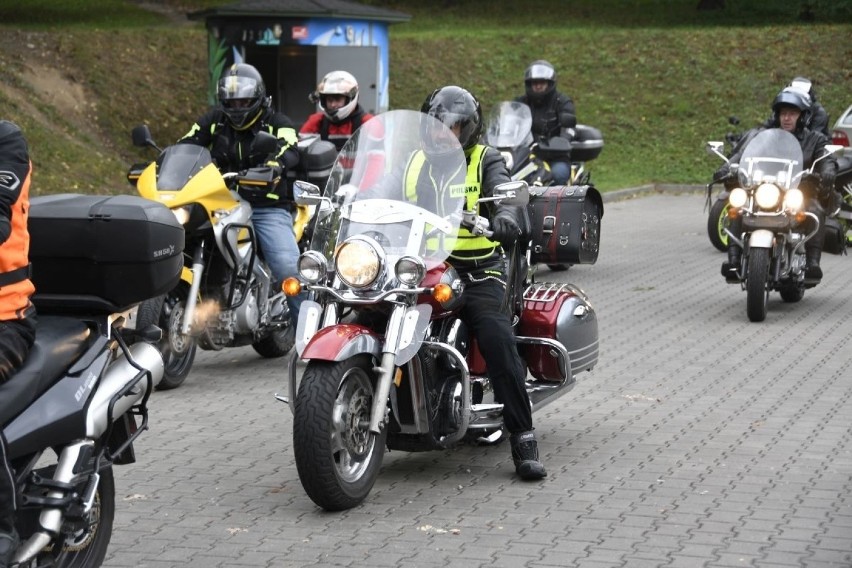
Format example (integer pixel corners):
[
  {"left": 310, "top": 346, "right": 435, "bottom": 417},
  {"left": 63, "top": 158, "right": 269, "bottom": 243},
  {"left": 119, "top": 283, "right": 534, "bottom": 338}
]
[
  {"left": 179, "top": 107, "right": 300, "bottom": 208},
  {"left": 514, "top": 90, "right": 577, "bottom": 142}
]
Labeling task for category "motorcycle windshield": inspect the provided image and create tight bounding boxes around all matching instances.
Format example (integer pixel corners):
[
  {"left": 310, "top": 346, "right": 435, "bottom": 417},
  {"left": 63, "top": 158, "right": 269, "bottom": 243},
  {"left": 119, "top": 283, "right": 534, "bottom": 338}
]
[
  {"left": 483, "top": 101, "right": 533, "bottom": 148},
  {"left": 311, "top": 110, "right": 466, "bottom": 265},
  {"left": 156, "top": 144, "right": 214, "bottom": 191},
  {"left": 739, "top": 128, "right": 803, "bottom": 189}
]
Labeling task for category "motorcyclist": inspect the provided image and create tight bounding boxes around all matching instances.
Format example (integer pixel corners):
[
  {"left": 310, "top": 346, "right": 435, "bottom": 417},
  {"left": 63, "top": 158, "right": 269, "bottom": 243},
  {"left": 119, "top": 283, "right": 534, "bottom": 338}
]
[
  {"left": 514, "top": 60, "right": 577, "bottom": 185},
  {"left": 413, "top": 86, "right": 546, "bottom": 480},
  {"left": 0, "top": 120, "right": 37, "bottom": 567},
  {"left": 300, "top": 70, "right": 373, "bottom": 151},
  {"left": 719, "top": 87, "right": 838, "bottom": 282},
  {"left": 178, "top": 63, "right": 303, "bottom": 324},
  {"left": 762, "top": 77, "right": 830, "bottom": 138}
]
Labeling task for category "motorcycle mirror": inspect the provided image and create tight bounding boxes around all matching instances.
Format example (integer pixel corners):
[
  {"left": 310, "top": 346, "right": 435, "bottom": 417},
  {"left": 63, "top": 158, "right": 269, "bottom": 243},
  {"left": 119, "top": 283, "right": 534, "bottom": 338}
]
[
  {"left": 293, "top": 180, "right": 323, "bottom": 205},
  {"left": 492, "top": 180, "right": 530, "bottom": 206},
  {"left": 131, "top": 124, "right": 160, "bottom": 152},
  {"left": 810, "top": 144, "right": 844, "bottom": 169},
  {"left": 706, "top": 141, "right": 728, "bottom": 162}
]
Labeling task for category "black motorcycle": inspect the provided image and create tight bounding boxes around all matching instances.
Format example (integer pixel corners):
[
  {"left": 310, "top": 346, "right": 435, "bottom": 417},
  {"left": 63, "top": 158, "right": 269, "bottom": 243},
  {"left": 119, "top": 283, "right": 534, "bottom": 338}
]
[{"left": 0, "top": 194, "right": 182, "bottom": 566}]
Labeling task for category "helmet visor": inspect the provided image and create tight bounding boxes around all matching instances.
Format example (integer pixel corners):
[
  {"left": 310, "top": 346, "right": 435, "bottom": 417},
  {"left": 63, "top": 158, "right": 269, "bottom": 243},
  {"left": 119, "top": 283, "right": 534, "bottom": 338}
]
[
  {"left": 218, "top": 75, "right": 260, "bottom": 101},
  {"left": 526, "top": 63, "right": 555, "bottom": 82}
]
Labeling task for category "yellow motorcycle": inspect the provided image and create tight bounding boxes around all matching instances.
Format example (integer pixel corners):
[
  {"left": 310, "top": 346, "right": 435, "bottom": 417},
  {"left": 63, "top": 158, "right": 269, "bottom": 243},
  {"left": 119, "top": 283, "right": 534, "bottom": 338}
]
[{"left": 128, "top": 125, "right": 308, "bottom": 389}]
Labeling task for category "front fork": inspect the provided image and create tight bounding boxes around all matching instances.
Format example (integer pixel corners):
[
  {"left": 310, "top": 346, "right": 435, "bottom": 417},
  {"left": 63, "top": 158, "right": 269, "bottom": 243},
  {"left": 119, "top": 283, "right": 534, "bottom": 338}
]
[
  {"left": 367, "top": 304, "right": 409, "bottom": 434},
  {"left": 180, "top": 241, "right": 206, "bottom": 335}
]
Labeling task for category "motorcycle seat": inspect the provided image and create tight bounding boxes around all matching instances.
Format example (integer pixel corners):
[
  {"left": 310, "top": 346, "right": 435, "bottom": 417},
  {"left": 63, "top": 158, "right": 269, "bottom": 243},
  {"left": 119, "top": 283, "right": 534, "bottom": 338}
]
[{"left": 0, "top": 316, "right": 91, "bottom": 426}]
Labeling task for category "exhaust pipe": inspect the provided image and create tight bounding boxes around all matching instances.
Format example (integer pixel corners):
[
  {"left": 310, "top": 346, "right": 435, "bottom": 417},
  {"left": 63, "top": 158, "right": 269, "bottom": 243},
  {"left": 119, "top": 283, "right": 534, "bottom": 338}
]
[{"left": 86, "top": 342, "right": 164, "bottom": 437}]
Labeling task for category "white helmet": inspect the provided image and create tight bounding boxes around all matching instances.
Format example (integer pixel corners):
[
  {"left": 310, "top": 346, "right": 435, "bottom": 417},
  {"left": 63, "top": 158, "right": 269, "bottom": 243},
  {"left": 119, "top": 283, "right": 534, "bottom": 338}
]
[{"left": 313, "top": 70, "right": 359, "bottom": 123}]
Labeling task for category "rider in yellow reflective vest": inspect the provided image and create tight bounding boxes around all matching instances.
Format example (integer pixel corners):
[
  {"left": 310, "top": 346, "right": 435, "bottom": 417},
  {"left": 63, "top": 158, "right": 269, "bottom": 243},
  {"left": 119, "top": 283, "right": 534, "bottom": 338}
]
[{"left": 406, "top": 86, "right": 547, "bottom": 480}]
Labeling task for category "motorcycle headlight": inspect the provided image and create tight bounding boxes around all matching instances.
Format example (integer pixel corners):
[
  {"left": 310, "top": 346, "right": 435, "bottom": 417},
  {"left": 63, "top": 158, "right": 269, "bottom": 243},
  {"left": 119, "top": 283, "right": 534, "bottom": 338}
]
[
  {"left": 172, "top": 206, "right": 192, "bottom": 225},
  {"left": 500, "top": 151, "right": 514, "bottom": 171},
  {"left": 335, "top": 238, "right": 382, "bottom": 289},
  {"left": 297, "top": 251, "right": 328, "bottom": 283},
  {"left": 755, "top": 183, "right": 781, "bottom": 210},
  {"left": 729, "top": 188, "right": 748, "bottom": 208},
  {"left": 784, "top": 188, "right": 805, "bottom": 211},
  {"left": 394, "top": 256, "right": 426, "bottom": 287}
]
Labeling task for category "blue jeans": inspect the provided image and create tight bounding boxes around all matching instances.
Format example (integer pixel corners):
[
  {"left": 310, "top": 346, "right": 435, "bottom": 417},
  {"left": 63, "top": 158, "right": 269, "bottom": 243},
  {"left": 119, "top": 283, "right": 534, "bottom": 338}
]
[
  {"left": 251, "top": 206, "right": 304, "bottom": 325},
  {"left": 549, "top": 161, "right": 571, "bottom": 185}
]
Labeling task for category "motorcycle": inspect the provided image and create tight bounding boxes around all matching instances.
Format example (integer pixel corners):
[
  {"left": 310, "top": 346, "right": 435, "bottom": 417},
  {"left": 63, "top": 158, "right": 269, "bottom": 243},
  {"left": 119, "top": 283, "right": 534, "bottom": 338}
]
[
  {"left": 278, "top": 110, "right": 599, "bottom": 511},
  {"left": 0, "top": 193, "right": 181, "bottom": 566},
  {"left": 706, "top": 128, "right": 843, "bottom": 322},
  {"left": 484, "top": 101, "right": 604, "bottom": 272},
  {"left": 127, "top": 125, "right": 309, "bottom": 389}
]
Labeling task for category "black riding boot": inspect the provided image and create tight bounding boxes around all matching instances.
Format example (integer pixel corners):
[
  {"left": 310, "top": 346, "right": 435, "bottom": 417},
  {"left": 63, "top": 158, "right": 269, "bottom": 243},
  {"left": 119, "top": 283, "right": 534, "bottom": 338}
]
[
  {"left": 510, "top": 431, "right": 547, "bottom": 480},
  {"left": 721, "top": 245, "right": 741, "bottom": 282},
  {"left": 805, "top": 247, "right": 823, "bottom": 282}
]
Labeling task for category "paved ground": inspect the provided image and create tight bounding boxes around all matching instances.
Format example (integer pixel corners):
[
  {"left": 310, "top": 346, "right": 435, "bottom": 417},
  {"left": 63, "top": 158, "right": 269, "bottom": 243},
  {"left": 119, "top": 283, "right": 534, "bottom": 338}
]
[{"left": 104, "top": 192, "right": 852, "bottom": 568}]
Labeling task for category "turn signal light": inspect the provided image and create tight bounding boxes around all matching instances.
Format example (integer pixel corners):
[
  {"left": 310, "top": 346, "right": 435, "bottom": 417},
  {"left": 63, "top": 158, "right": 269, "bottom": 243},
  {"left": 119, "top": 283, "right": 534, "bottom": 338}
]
[
  {"left": 282, "top": 277, "right": 302, "bottom": 297},
  {"left": 795, "top": 212, "right": 807, "bottom": 224},
  {"left": 432, "top": 283, "right": 453, "bottom": 304},
  {"left": 727, "top": 208, "right": 739, "bottom": 219}
]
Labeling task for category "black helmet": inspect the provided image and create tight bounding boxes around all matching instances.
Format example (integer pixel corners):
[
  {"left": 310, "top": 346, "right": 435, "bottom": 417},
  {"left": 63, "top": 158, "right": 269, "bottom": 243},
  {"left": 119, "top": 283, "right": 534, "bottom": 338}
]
[
  {"left": 420, "top": 85, "right": 482, "bottom": 151},
  {"left": 217, "top": 63, "right": 269, "bottom": 130},
  {"left": 771, "top": 87, "right": 812, "bottom": 131},
  {"left": 524, "top": 60, "right": 556, "bottom": 103}
]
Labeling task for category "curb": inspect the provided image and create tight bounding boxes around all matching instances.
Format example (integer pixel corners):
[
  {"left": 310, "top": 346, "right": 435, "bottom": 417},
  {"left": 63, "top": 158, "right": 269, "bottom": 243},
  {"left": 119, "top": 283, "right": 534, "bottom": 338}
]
[{"left": 601, "top": 183, "right": 706, "bottom": 203}]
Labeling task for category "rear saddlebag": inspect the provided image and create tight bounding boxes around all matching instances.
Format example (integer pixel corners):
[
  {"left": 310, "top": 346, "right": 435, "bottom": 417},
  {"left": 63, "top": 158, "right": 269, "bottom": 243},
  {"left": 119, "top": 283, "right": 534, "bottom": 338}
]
[{"left": 527, "top": 185, "right": 603, "bottom": 265}]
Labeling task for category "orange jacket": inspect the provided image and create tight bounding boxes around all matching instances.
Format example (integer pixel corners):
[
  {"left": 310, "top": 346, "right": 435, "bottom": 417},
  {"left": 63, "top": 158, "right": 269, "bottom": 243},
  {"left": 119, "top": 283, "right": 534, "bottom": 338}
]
[{"left": 0, "top": 121, "right": 35, "bottom": 321}]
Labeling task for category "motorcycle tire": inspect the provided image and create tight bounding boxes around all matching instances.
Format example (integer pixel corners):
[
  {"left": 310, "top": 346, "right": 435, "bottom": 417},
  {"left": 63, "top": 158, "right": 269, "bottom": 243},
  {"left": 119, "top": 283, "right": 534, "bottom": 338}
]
[
  {"left": 138, "top": 291, "right": 196, "bottom": 390},
  {"left": 746, "top": 248, "right": 770, "bottom": 322},
  {"left": 708, "top": 198, "right": 731, "bottom": 252},
  {"left": 293, "top": 355, "right": 387, "bottom": 511},
  {"left": 251, "top": 325, "right": 295, "bottom": 358},
  {"left": 18, "top": 464, "right": 115, "bottom": 568}
]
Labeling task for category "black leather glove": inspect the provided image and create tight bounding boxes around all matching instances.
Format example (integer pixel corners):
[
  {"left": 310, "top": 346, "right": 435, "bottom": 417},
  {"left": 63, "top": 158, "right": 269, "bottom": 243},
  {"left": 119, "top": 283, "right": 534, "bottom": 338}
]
[{"left": 490, "top": 212, "right": 521, "bottom": 245}]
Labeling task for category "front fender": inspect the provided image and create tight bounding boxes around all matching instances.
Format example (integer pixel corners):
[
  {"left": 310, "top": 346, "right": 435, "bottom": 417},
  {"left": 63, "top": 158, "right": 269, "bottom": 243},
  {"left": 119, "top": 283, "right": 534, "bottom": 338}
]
[
  {"left": 301, "top": 324, "right": 382, "bottom": 361},
  {"left": 748, "top": 229, "right": 775, "bottom": 249}
]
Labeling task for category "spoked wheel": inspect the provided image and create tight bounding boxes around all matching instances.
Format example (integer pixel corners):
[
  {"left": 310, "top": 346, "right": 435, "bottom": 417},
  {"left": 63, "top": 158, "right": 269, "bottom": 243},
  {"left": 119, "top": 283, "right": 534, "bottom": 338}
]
[
  {"left": 746, "top": 248, "right": 770, "bottom": 322},
  {"left": 154, "top": 291, "right": 197, "bottom": 390},
  {"left": 293, "top": 355, "right": 387, "bottom": 511},
  {"left": 708, "top": 198, "right": 731, "bottom": 252},
  {"left": 20, "top": 465, "right": 116, "bottom": 568}
]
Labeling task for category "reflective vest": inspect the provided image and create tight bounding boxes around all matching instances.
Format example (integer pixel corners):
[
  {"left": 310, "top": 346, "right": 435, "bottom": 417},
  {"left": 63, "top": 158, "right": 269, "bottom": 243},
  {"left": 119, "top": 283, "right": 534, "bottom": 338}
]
[
  {"left": 404, "top": 145, "right": 500, "bottom": 261},
  {"left": 0, "top": 159, "right": 35, "bottom": 321}
]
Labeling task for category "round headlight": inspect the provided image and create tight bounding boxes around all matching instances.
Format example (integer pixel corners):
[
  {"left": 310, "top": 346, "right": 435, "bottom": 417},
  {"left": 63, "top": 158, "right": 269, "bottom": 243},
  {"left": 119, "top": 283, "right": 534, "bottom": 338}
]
[
  {"left": 395, "top": 256, "right": 427, "bottom": 286},
  {"left": 784, "top": 188, "right": 805, "bottom": 211},
  {"left": 297, "top": 251, "right": 328, "bottom": 283},
  {"left": 335, "top": 239, "right": 381, "bottom": 289},
  {"left": 729, "top": 188, "right": 748, "bottom": 208},
  {"left": 172, "top": 206, "right": 191, "bottom": 225},
  {"left": 755, "top": 183, "right": 781, "bottom": 210}
]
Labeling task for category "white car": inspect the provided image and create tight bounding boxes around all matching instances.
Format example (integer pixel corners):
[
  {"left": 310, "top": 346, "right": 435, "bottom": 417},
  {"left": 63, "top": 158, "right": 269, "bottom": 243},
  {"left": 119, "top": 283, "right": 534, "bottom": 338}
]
[{"left": 831, "top": 104, "right": 852, "bottom": 156}]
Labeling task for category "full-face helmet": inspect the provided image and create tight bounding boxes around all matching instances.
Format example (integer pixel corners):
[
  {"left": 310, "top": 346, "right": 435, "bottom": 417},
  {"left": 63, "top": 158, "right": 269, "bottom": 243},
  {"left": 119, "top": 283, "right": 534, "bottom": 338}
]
[
  {"left": 217, "top": 63, "right": 269, "bottom": 130},
  {"left": 524, "top": 60, "right": 557, "bottom": 103},
  {"left": 312, "top": 70, "right": 360, "bottom": 123},
  {"left": 420, "top": 85, "right": 482, "bottom": 153}
]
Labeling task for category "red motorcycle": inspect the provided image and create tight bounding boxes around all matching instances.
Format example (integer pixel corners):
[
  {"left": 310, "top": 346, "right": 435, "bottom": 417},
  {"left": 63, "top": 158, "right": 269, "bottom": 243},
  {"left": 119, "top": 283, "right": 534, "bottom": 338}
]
[{"left": 280, "top": 110, "right": 599, "bottom": 510}]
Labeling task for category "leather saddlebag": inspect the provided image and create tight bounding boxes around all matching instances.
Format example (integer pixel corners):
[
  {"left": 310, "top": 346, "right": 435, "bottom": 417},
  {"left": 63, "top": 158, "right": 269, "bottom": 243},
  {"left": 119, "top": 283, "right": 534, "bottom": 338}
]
[{"left": 527, "top": 185, "right": 603, "bottom": 265}]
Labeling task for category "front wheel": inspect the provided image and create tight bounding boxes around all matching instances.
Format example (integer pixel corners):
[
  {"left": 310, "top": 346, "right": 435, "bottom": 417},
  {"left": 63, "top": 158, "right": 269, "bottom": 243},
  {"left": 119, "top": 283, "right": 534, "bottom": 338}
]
[
  {"left": 251, "top": 324, "right": 295, "bottom": 358},
  {"left": 138, "top": 291, "right": 196, "bottom": 391},
  {"left": 293, "top": 355, "right": 387, "bottom": 511},
  {"left": 708, "top": 198, "right": 731, "bottom": 252},
  {"left": 746, "top": 247, "right": 770, "bottom": 322}
]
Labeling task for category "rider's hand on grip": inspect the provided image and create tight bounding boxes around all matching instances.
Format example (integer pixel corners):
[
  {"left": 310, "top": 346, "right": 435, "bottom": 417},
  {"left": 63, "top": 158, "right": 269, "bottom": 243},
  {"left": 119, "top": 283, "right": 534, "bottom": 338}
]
[{"left": 491, "top": 213, "right": 521, "bottom": 245}]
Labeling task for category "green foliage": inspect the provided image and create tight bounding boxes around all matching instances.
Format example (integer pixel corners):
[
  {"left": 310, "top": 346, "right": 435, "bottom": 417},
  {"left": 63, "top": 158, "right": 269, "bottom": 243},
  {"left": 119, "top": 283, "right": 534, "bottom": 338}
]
[{"left": 0, "top": 0, "right": 849, "bottom": 194}]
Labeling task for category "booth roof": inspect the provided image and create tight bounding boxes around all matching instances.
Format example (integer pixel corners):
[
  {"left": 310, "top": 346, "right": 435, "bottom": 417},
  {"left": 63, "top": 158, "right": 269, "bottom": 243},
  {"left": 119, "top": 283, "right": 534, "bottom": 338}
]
[{"left": 188, "top": 0, "right": 411, "bottom": 23}]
